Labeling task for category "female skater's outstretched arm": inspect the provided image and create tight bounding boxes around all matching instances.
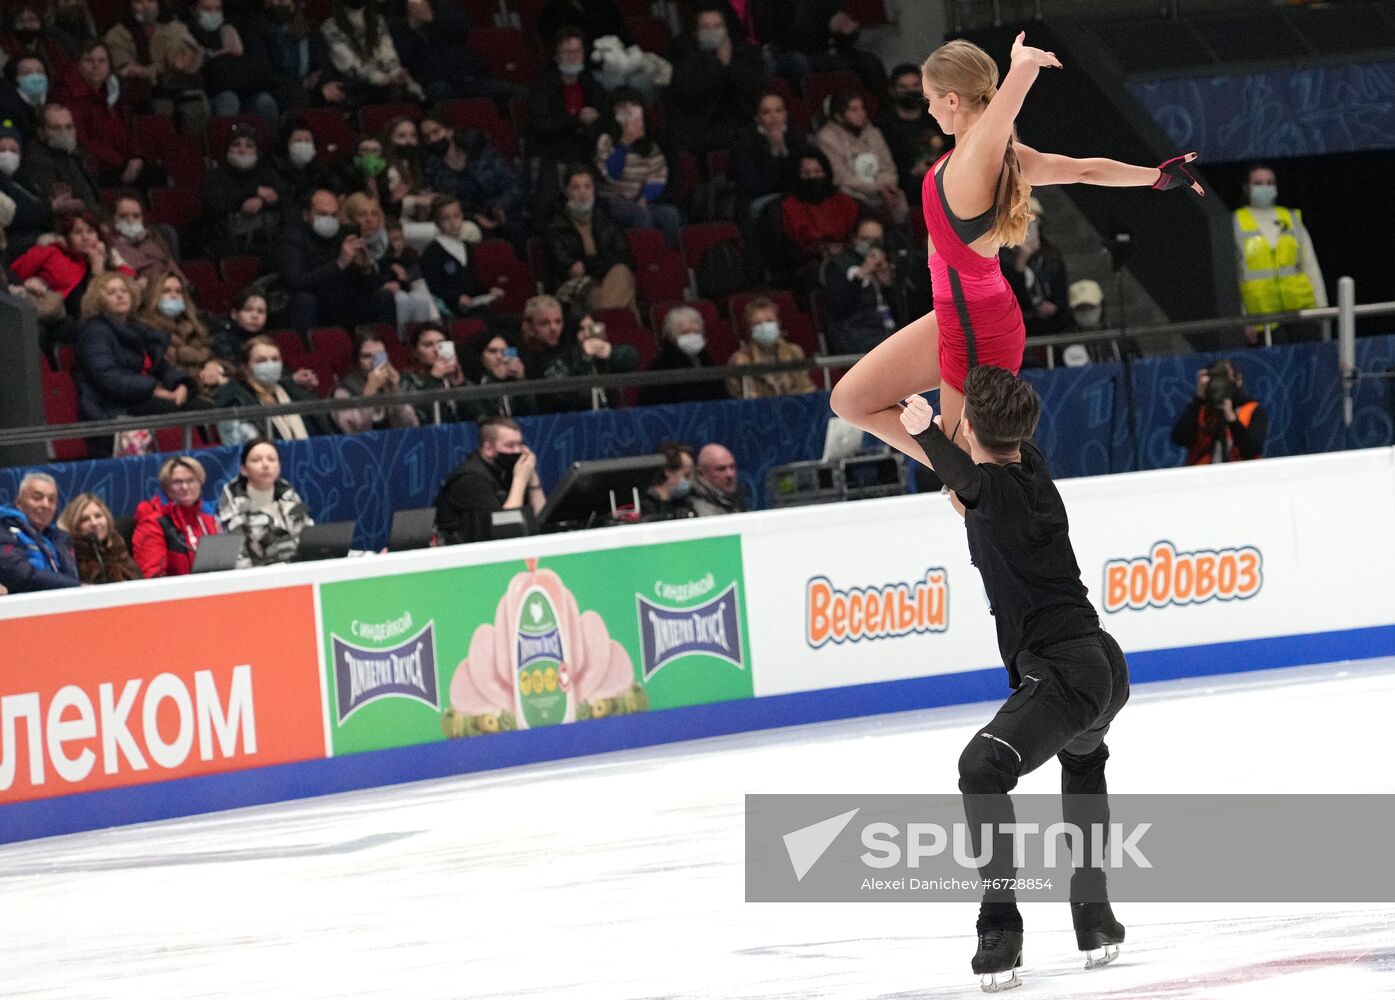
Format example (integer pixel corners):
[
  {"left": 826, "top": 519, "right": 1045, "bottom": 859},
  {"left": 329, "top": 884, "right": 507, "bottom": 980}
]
[{"left": 1017, "top": 146, "right": 1206, "bottom": 196}]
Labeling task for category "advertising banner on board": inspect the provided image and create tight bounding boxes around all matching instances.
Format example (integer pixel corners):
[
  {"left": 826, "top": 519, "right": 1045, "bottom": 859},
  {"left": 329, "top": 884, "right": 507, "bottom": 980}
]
[{"left": 317, "top": 536, "right": 753, "bottom": 755}]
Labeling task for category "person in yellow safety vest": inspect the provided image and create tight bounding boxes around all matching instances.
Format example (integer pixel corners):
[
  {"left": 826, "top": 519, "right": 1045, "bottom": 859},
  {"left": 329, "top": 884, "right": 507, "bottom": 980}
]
[{"left": 1233, "top": 164, "right": 1327, "bottom": 345}]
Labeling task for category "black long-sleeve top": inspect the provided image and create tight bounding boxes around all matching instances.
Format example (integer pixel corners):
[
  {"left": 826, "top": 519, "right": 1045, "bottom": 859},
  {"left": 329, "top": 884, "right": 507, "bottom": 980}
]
[{"left": 912, "top": 423, "right": 1099, "bottom": 683}]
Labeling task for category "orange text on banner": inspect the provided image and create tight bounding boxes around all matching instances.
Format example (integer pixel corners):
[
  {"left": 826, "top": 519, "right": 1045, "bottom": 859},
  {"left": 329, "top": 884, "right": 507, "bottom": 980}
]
[
  {"left": 1103, "top": 541, "right": 1263, "bottom": 614},
  {"left": 806, "top": 570, "right": 949, "bottom": 648}
]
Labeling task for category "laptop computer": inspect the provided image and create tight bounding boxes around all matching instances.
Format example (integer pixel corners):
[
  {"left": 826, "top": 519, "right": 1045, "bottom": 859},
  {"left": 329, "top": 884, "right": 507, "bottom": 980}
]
[
  {"left": 387, "top": 508, "right": 436, "bottom": 551},
  {"left": 190, "top": 533, "right": 243, "bottom": 574},
  {"left": 293, "top": 521, "right": 356, "bottom": 563},
  {"left": 821, "top": 417, "right": 866, "bottom": 463}
]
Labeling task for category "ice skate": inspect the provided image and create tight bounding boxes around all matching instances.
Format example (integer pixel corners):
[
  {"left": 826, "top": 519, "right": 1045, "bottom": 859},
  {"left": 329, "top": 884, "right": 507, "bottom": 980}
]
[
  {"left": 971, "top": 928, "right": 1023, "bottom": 992},
  {"left": 1072, "top": 901, "right": 1125, "bottom": 969}
]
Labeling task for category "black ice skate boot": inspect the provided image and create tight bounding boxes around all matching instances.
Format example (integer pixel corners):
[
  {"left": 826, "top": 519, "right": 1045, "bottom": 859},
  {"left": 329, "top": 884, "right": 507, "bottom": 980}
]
[
  {"left": 1072, "top": 901, "right": 1125, "bottom": 969},
  {"left": 971, "top": 902, "right": 1024, "bottom": 993}
]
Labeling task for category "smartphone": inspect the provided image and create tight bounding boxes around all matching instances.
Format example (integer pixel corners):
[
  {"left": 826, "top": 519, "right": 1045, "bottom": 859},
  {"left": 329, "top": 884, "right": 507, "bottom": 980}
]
[
  {"left": 502, "top": 347, "right": 519, "bottom": 360},
  {"left": 436, "top": 340, "right": 456, "bottom": 362},
  {"left": 371, "top": 350, "right": 389, "bottom": 368}
]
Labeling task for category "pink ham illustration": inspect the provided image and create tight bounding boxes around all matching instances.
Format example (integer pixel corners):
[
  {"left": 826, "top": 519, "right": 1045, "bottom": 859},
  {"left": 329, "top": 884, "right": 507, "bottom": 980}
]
[{"left": 449, "top": 560, "right": 637, "bottom": 721}]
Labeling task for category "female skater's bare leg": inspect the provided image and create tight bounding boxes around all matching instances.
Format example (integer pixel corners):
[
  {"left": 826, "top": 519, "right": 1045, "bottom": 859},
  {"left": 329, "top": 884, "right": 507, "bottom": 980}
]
[{"left": 830, "top": 310, "right": 959, "bottom": 467}]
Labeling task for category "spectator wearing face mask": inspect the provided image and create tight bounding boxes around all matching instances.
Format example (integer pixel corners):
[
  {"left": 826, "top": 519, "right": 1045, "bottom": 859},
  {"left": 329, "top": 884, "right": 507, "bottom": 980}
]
[
  {"left": 53, "top": 40, "right": 160, "bottom": 189},
  {"left": 824, "top": 213, "right": 904, "bottom": 354},
  {"left": 780, "top": 146, "right": 859, "bottom": 268},
  {"left": 107, "top": 191, "right": 181, "bottom": 282},
  {"left": 203, "top": 123, "right": 284, "bottom": 257},
  {"left": 0, "top": 120, "right": 52, "bottom": 253},
  {"left": 434, "top": 415, "right": 544, "bottom": 544},
  {"left": 340, "top": 191, "right": 436, "bottom": 333},
  {"left": 639, "top": 305, "right": 726, "bottom": 407},
  {"left": 141, "top": 268, "right": 215, "bottom": 380},
  {"left": 273, "top": 123, "right": 343, "bottom": 205},
  {"left": 17, "top": 102, "right": 99, "bottom": 213},
  {"left": 279, "top": 187, "right": 397, "bottom": 333},
  {"left": 1234, "top": 162, "right": 1327, "bottom": 345},
  {"left": 545, "top": 165, "right": 638, "bottom": 314},
  {"left": 815, "top": 88, "right": 906, "bottom": 225},
  {"left": 641, "top": 442, "right": 699, "bottom": 521},
  {"left": 420, "top": 114, "right": 528, "bottom": 250},
  {"left": 319, "top": 0, "right": 423, "bottom": 111},
  {"left": 2, "top": 5, "right": 70, "bottom": 78},
  {"left": 668, "top": 4, "right": 763, "bottom": 155},
  {"left": 594, "top": 87, "right": 680, "bottom": 248},
  {"left": 0, "top": 54, "right": 51, "bottom": 139},
  {"left": 183, "top": 0, "right": 276, "bottom": 121},
  {"left": 103, "top": 0, "right": 162, "bottom": 89},
  {"left": 213, "top": 334, "right": 330, "bottom": 445},
  {"left": 877, "top": 62, "right": 945, "bottom": 208},
  {"left": 726, "top": 295, "right": 815, "bottom": 399},
  {"left": 528, "top": 27, "right": 607, "bottom": 170}
]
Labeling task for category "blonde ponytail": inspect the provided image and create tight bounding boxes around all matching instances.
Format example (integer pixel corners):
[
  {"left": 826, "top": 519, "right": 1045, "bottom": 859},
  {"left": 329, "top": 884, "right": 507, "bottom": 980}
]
[{"left": 990, "top": 130, "right": 1033, "bottom": 248}]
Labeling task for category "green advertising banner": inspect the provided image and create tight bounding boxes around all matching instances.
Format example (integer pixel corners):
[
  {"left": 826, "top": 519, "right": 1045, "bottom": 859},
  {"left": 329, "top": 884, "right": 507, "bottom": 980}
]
[{"left": 318, "top": 536, "right": 752, "bottom": 756}]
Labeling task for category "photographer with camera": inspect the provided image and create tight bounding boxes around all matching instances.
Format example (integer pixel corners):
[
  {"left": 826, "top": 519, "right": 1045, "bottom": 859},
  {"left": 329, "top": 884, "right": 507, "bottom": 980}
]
[{"left": 1171, "top": 359, "right": 1267, "bottom": 466}]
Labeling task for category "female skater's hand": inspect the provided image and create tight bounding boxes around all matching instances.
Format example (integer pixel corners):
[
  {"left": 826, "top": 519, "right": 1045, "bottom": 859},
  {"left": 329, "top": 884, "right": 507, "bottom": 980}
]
[
  {"left": 1153, "top": 152, "right": 1205, "bottom": 196},
  {"left": 1009, "top": 32, "right": 1061, "bottom": 71},
  {"left": 898, "top": 394, "right": 935, "bottom": 435}
]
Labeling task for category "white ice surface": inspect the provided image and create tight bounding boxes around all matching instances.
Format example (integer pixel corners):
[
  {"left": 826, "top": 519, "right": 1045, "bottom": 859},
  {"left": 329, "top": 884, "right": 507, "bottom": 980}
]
[{"left": 2, "top": 659, "right": 1393, "bottom": 999}]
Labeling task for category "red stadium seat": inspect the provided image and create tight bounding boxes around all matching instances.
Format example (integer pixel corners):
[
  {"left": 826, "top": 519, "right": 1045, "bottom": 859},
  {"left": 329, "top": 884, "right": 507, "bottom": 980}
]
[
  {"left": 845, "top": 0, "right": 888, "bottom": 26},
  {"left": 40, "top": 371, "right": 84, "bottom": 461},
  {"left": 595, "top": 308, "right": 657, "bottom": 369},
  {"left": 179, "top": 258, "right": 220, "bottom": 292},
  {"left": 206, "top": 114, "right": 274, "bottom": 156},
  {"left": 672, "top": 150, "right": 701, "bottom": 204},
  {"left": 131, "top": 114, "right": 178, "bottom": 159},
  {"left": 625, "top": 228, "right": 688, "bottom": 306},
  {"left": 438, "top": 100, "right": 522, "bottom": 160},
  {"left": 147, "top": 187, "right": 202, "bottom": 229},
  {"left": 650, "top": 299, "right": 737, "bottom": 364},
  {"left": 625, "top": 15, "right": 673, "bottom": 55},
  {"left": 679, "top": 221, "right": 744, "bottom": 295},
  {"left": 308, "top": 326, "right": 352, "bottom": 393},
  {"left": 705, "top": 148, "right": 731, "bottom": 179},
  {"left": 469, "top": 239, "right": 536, "bottom": 315},
  {"left": 525, "top": 235, "right": 552, "bottom": 292},
  {"left": 449, "top": 318, "right": 487, "bottom": 366},
  {"left": 467, "top": 27, "right": 542, "bottom": 86},
  {"left": 294, "top": 107, "right": 361, "bottom": 164},
  {"left": 220, "top": 254, "right": 262, "bottom": 292},
  {"left": 272, "top": 330, "right": 309, "bottom": 370},
  {"left": 357, "top": 102, "right": 422, "bottom": 137},
  {"left": 803, "top": 70, "right": 875, "bottom": 118}
]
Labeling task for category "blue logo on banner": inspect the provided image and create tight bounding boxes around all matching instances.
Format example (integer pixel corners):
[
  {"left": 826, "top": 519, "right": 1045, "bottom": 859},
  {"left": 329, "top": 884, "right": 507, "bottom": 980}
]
[
  {"left": 332, "top": 622, "right": 439, "bottom": 723},
  {"left": 636, "top": 582, "right": 744, "bottom": 679}
]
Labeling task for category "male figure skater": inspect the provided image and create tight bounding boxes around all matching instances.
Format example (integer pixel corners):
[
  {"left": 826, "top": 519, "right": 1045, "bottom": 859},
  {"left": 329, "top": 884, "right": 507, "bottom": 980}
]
[{"left": 899, "top": 367, "right": 1129, "bottom": 992}]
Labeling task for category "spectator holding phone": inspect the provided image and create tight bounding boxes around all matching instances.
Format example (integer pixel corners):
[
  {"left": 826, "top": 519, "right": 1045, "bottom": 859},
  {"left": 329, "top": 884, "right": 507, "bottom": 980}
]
[
  {"left": 465, "top": 329, "right": 536, "bottom": 420},
  {"left": 400, "top": 320, "right": 465, "bottom": 423},
  {"left": 331, "top": 326, "right": 419, "bottom": 434}
]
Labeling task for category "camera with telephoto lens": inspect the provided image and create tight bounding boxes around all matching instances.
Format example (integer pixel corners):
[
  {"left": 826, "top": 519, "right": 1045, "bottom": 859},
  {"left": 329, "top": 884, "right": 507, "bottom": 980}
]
[{"left": 1205, "top": 365, "right": 1234, "bottom": 407}]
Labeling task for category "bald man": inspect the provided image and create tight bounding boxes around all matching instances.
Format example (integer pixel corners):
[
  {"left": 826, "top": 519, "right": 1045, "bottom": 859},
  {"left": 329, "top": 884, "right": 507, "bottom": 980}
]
[{"left": 691, "top": 444, "right": 747, "bottom": 516}]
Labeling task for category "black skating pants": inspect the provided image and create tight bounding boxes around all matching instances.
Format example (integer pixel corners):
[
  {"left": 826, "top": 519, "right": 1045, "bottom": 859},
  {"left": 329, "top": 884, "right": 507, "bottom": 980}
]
[{"left": 958, "top": 631, "right": 1131, "bottom": 927}]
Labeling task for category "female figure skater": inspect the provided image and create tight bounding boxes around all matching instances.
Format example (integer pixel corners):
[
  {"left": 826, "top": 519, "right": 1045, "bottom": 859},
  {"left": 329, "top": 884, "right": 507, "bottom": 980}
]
[{"left": 829, "top": 33, "right": 1204, "bottom": 460}]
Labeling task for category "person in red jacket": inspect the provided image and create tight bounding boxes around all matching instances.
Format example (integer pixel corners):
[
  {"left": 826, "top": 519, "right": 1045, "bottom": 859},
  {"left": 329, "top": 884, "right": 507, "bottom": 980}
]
[
  {"left": 132, "top": 455, "right": 222, "bottom": 577},
  {"left": 780, "top": 146, "right": 860, "bottom": 267},
  {"left": 53, "top": 39, "right": 160, "bottom": 187}
]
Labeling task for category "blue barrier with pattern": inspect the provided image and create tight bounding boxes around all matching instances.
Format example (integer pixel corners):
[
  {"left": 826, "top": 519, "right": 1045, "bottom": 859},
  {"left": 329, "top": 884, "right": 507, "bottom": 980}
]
[{"left": 3, "top": 336, "right": 1393, "bottom": 550}]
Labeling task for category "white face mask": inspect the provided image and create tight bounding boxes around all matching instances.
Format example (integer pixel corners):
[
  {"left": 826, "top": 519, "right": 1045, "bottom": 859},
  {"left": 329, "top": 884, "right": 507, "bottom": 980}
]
[
  {"left": 287, "top": 140, "right": 315, "bottom": 167},
  {"left": 114, "top": 219, "right": 145, "bottom": 241},
  {"left": 197, "top": 10, "right": 223, "bottom": 31},
  {"left": 0, "top": 150, "right": 19, "bottom": 176},
  {"left": 676, "top": 332, "right": 705, "bottom": 357},
  {"left": 312, "top": 213, "right": 340, "bottom": 239},
  {"left": 1249, "top": 183, "right": 1278, "bottom": 209},
  {"left": 227, "top": 151, "right": 257, "bottom": 171},
  {"left": 250, "top": 359, "right": 282, "bottom": 386},
  {"left": 751, "top": 320, "right": 780, "bottom": 347}
]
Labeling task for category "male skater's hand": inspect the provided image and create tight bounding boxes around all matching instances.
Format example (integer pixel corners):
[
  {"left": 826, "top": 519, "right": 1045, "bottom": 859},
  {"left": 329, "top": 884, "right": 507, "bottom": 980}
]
[{"left": 898, "top": 394, "right": 935, "bottom": 435}]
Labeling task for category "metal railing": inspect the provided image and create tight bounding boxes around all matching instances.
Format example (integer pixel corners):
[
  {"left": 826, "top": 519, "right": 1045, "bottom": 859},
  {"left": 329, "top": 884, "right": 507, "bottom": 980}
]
[
  {"left": 3, "top": 292, "right": 1392, "bottom": 453},
  {"left": 946, "top": 0, "right": 1308, "bottom": 32}
]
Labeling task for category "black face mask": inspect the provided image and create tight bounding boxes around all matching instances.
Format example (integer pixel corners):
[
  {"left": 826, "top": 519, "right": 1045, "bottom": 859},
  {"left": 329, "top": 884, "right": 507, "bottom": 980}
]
[
  {"left": 895, "top": 92, "right": 922, "bottom": 111},
  {"left": 492, "top": 450, "right": 520, "bottom": 474},
  {"left": 425, "top": 137, "right": 449, "bottom": 158},
  {"left": 392, "top": 142, "right": 417, "bottom": 160},
  {"left": 796, "top": 177, "right": 833, "bottom": 203},
  {"left": 14, "top": 27, "right": 40, "bottom": 43},
  {"left": 342, "top": 0, "right": 366, "bottom": 9}
]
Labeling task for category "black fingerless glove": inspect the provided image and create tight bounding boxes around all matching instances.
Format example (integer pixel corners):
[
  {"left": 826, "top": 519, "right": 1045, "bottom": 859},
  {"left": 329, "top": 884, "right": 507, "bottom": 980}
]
[{"left": 1153, "top": 154, "right": 1200, "bottom": 192}]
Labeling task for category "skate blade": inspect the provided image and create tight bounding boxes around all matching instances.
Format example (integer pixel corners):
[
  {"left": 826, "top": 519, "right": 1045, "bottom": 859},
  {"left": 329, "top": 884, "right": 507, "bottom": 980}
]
[
  {"left": 979, "top": 967, "right": 1022, "bottom": 993},
  {"left": 1083, "top": 944, "right": 1119, "bottom": 969}
]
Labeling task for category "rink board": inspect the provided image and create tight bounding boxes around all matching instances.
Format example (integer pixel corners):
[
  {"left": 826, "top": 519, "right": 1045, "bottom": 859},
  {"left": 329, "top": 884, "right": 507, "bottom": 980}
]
[{"left": 2, "top": 447, "right": 1394, "bottom": 843}]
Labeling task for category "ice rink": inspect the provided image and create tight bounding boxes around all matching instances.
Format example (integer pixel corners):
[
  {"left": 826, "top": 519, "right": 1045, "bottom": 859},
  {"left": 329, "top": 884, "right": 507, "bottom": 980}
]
[{"left": 3, "top": 657, "right": 1393, "bottom": 999}]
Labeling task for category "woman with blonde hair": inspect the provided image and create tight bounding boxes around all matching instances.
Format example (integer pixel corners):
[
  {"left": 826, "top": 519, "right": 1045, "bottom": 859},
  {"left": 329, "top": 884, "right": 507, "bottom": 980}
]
[
  {"left": 830, "top": 33, "right": 1203, "bottom": 467},
  {"left": 132, "top": 455, "right": 222, "bottom": 577},
  {"left": 57, "top": 492, "right": 142, "bottom": 583},
  {"left": 141, "top": 268, "right": 216, "bottom": 379}
]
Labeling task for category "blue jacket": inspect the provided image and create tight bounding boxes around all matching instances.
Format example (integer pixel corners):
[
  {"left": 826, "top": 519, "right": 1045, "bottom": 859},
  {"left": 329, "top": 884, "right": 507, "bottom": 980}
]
[{"left": 0, "top": 504, "right": 79, "bottom": 593}]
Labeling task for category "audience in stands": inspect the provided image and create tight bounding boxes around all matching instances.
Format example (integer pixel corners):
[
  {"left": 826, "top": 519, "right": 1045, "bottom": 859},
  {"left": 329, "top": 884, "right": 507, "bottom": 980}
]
[
  {"left": 275, "top": 121, "right": 345, "bottom": 205},
  {"left": 400, "top": 320, "right": 466, "bottom": 423},
  {"left": 468, "top": 329, "right": 537, "bottom": 419},
  {"left": 11, "top": 208, "right": 124, "bottom": 324},
  {"left": 148, "top": 14, "right": 210, "bottom": 136},
  {"left": 545, "top": 164, "right": 638, "bottom": 313},
  {"left": 0, "top": 471, "right": 79, "bottom": 592},
  {"left": 214, "top": 334, "right": 329, "bottom": 444},
  {"left": 47, "top": 0, "right": 98, "bottom": 67},
  {"left": 1001, "top": 202, "right": 1072, "bottom": 339},
  {"left": 825, "top": 213, "right": 903, "bottom": 354},
  {"left": 641, "top": 441, "right": 697, "bottom": 520},
  {"left": 692, "top": 443, "right": 746, "bottom": 515},
  {"left": 877, "top": 62, "right": 943, "bottom": 208},
  {"left": 731, "top": 89, "right": 802, "bottom": 219},
  {"left": 0, "top": 55, "right": 51, "bottom": 140},
  {"left": 108, "top": 191, "right": 182, "bottom": 284},
  {"left": 217, "top": 436, "right": 314, "bottom": 567},
  {"left": 536, "top": 0, "right": 627, "bottom": 50},
  {"left": 419, "top": 114, "right": 528, "bottom": 249},
  {"left": 522, "top": 301, "right": 638, "bottom": 412},
  {"left": 202, "top": 122, "right": 284, "bottom": 258},
  {"left": 57, "top": 491, "right": 141, "bottom": 583},
  {"left": 281, "top": 187, "right": 395, "bottom": 333},
  {"left": 388, "top": 0, "right": 513, "bottom": 106},
  {"left": 132, "top": 455, "right": 222, "bottom": 577},
  {"left": 319, "top": 0, "right": 423, "bottom": 109},
  {"left": 726, "top": 295, "right": 815, "bottom": 398},
  {"left": 239, "top": 0, "right": 323, "bottom": 115},
  {"left": 2, "top": 5, "right": 69, "bottom": 78},
  {"left": 142, "top": 268, "right": 215, "bottom": 379},
  {"left": 815, "top": 88, "right": 906, "bottom": 224},
  {"left": 0, "top": 122, "right": 50, "bottom": 254},
  {"left": 434, "top": 415, "right": 544, "bottom": 544},
  {"left": 331, "top": 326, "right": 419, "bottom": 433},
  {"left": 667, "top": 4, "right": 762, "bottom": 155},
  {"left": 55, "top": 40, "right": 158, "bottom": 189},
  {"left": 640, "top": 305, "right": 725, "bottom": 406},
  {"left": 18, "top": 102, "right": 99, "bottom": 212},
  {"left": 211, "top": 288, "right": 270, "bottom": 362},
  {"left": 528, "top": 27, "right": 606, "bottom": 189},
  {"left": 340, "top": 191, "right": 436, "bottom": 331},
  {"left": 1172, "top": 359, "right": 1268, "bottom": 466},
  {"left": 780, "top": 146, "right": 859, "bottom": 273},
  {"left": 419, "top": 196, "right": 503, "bottom": 321},
  {"left": 594, "top": 86, "right": 678, "bottom": 246}
]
